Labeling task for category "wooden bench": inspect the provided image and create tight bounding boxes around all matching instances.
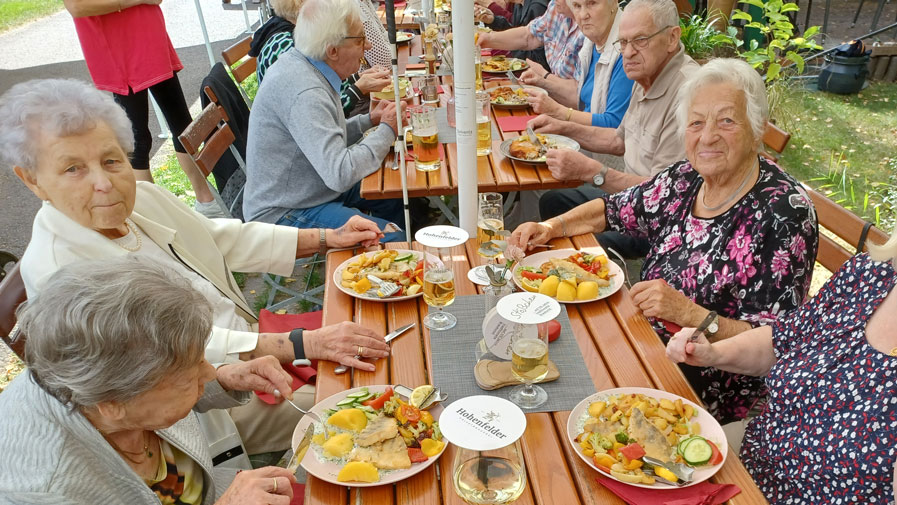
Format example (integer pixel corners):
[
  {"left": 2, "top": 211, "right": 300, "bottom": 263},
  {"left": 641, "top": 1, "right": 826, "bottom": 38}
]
[
  {"left": 761, "top": 121, "right": 791, "bottom": 162},
  {"left": 805, "top": 186, "right": 889, "bottom": 272}
]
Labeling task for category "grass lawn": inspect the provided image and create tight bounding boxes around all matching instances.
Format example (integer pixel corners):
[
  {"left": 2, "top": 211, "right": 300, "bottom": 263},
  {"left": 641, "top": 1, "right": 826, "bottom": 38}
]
[
  {"left": 773, "top": 80, "right": 897, "bottom": 232},
  {"left": 0, "top": 0, "right": 63, "bottom": 33}
]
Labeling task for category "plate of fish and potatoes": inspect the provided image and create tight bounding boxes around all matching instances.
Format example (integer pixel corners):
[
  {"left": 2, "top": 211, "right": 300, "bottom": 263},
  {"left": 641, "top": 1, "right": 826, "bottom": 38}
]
[
  {"left": 499, "top": 133, "right": 580, "bottom": 163},
  {"left": 292, "top": 385, "right": 447, "bottom": 487},
  {"left": 566, "top": 387, "right": 728, "bottom": 489},
  {"left": 512, "top": 247, "right": 624, "bottom": 303},
  {"left": 333, "top": 249, "right": 442, "bottom": 302},
  {"left": 488, "top": 85, "right": 547, "bottom": 109}
]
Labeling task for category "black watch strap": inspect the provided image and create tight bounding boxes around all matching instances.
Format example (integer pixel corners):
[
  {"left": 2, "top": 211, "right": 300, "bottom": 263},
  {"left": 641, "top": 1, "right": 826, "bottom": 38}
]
[{"left": 288, "top": 328, "right": 306, "bottom": 361}]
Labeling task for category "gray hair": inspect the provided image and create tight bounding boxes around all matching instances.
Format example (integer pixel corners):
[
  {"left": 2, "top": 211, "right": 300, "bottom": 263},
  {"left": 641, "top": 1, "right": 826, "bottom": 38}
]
[
  {"left": 0, "top": 79, "right": 134, "bottom": 174},
  {"left": 271, "top": 0, "right": 305, "bottom": 22},
  {"left": 869, "top": 225, "right": 897, "bottom": 266},
  {"left": 293, "top": 0, "right": 362, "bottom": 60},
  {"left": 623, "top": 0, "right": 679, "bottom": 30},
  {"left": 676, "top": 58, "right": 769, "bottom": 143},
  {"left": 19, "top": 257, "right": 212, "bottom": 412}
]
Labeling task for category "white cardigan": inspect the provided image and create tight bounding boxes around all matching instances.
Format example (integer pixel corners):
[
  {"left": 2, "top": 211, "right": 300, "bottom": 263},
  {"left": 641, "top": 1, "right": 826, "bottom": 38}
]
[
  {"left": 21, "top": 182, "right": 299, "bottom": 364},
  {"left": 575, "top": 10, "right": 623, "bottom": 117}
]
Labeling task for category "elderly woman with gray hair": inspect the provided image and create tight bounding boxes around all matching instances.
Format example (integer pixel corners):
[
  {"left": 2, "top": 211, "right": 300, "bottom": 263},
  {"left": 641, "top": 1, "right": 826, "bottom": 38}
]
[
  {"left": 511, "top": 58, "right": 818, "bottom": 424},
  {"left": 667, "top": 229, "right": 897, "bottom": 504},
  {"left": 0, "top": 258, "right": 299, "bottom": 504}
]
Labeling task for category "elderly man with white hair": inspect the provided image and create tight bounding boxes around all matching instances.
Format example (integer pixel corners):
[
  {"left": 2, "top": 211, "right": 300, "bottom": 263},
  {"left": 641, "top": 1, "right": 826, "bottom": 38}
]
[
  {"left": 244, "top": 0, "right": 405, "bottom": 241},
  {"left": 531, "top": 0, "right": 699, "bottom": 257}
]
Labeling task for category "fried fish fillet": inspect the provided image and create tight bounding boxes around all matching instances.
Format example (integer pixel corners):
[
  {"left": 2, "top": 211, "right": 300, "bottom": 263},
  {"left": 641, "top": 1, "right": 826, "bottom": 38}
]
[
  {"left": 349, "top": 435, "right": 412, "bottom": 470},
  {"left": 627, "top": 407, "right": 672, "bottom": 462},
  {"left": 356, "top": 415, "right": 399, "bottom": 447}
]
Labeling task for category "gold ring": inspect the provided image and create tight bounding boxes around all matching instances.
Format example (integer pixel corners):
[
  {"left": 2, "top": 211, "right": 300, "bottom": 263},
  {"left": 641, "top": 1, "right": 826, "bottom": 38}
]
[
  {"left": 272, "top": 477, "right": 278, "bottom": 493},
  {"left": 357, "top": 345, "right": 364, "bottom": 356}
]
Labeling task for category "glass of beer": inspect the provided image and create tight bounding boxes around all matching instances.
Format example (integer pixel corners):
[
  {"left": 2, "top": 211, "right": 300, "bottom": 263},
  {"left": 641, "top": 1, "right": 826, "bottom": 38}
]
[
  {"left": 409, "top": 105, "right": 441, "bottom": 172},
  {"left": 422, "top": 244, "right": 457, "bottom": 330},
  {"left": 509, "top": 324, "right": 550, "bottom": 408},
  {"left": 476, "top": 91, "right": 492, "bottom": 156},
  {"left": 474, "top": 46, "right": 484, "bottom": 91},
  {"left": 477, "top": 192, "right": 504, "bottom": 258}
]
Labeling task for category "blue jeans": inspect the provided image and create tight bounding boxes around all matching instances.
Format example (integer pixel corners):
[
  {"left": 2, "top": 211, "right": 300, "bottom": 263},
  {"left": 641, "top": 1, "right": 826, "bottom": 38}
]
[
  {"left": 276, "top": 182, "right": 406, "bottom": 242},
  {"left": 539, "top": 184, "right": 650, "bottom": 259}
]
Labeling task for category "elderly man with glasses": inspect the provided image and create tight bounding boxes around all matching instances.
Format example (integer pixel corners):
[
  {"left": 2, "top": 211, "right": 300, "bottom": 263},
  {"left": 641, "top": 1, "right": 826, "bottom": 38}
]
[
  {"left": 530, "top": 0, "right": 698, "bottom": 258},
  {"left": 244, "top": 0, "right": 405, "bottom": 241}
]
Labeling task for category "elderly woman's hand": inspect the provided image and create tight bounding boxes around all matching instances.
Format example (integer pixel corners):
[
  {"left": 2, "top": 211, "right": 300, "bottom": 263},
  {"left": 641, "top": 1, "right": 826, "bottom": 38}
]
[
  {"left": 356, "top": 68, "right": 392, "bottom": 95},
  {"left": 304, "top": 321, "right": 390, "bottom": 372},
  {"left": 510, "top": 222, "right": 553, "bottom": 251},
  {"left": 329, "top": 215, "right": 385, "bottom": 248},
  {"left": 519, "top": 59, "right": 548, "bottom": 87},
  {"left": 665, "top": 327, "right": 717, "bottom": 368},
  {"left": 545, "top": 149, "right": 599, "bottom": 182},
  {"left": 217, "top": 356, "right": 294, "bottom": 398},
  {"left": 216, "top": 466, "right": 296, "bottom": 505},
  {"left": 629, "top": 279, "right": 700, "bottom": 324},
  {"left": 527, "top": 114, "right": 565, "bottom": 135},
  {"left": 525, "top": 89, "right": 564, "bottom": 118}
]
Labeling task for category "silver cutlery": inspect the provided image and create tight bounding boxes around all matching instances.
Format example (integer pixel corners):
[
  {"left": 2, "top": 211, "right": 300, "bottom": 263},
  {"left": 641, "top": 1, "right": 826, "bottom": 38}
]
[
  {"left": 526, "top": 126, "right": 547, "bottom": 156},
  {"left": 642, "top": 455, "right": 695, "bottom": 486},
  {"left": 274, "top": 389, "right": 329, "bottom": 440},
  {"left": 334, "top": 322, "right": 415, "bottom": 374},
  {"left": 393, "top": 384, "right": 448, "bottom": 409},
  {"left": 285, "top": 423, "right": 314, "bottom": 475},
  {"left": 366, "top": 274, "right": 400, "bottom": 298},
  {"left": 506, "top": 70, "right": 523, "bottom": 91}
]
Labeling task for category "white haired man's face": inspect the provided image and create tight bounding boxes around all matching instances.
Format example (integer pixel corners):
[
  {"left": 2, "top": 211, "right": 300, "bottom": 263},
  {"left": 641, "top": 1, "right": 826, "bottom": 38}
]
[{"left": 326, "top": 20, "right": 371, "bottom": 80}]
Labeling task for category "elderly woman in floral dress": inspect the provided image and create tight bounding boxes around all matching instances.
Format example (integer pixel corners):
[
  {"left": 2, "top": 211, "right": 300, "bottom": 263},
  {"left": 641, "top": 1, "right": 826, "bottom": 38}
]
[{"left": 510, "top": 58, "right": 818, "bottom": 425}]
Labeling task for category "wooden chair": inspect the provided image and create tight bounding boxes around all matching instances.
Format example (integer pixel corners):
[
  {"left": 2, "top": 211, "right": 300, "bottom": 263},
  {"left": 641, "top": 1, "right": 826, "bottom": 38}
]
[
  {"left": 0, "top": 262, "right": 27, "bottom": 361},
  {"left": 761, "top": 121, "right": 791, "bottom": 162},
  {"left": 805, "top": 185, "right": 889, "bottom": 272},
  {"left": 221, "top": 35, "right": 256, "bottom": 104}
]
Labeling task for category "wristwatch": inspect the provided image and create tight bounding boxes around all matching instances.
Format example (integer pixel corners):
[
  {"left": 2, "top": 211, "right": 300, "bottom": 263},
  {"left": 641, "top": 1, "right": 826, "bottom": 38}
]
[
  {"left": 592, "top": 164, "right": 609, "bottom": 187},
  {"left": 703, "top": 311, "right": 720, "bottom": 337}
]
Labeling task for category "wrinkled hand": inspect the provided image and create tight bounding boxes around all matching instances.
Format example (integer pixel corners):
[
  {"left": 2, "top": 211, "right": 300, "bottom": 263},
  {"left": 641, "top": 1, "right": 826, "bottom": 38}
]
[
  {"left": 474, "top": 4, "right": 494, "bottom": 23},
  {"left": 476, "top": 31, "right": 493, "bottom": 47},
  {"left": 545, "top": 149, "right": 599, "bottom": 182},
  {"left": 304, "top": 321, "right": 390, "bottom": 372},
  {"left": 217, "top": 356, "right": 294, "bottom": 398},
  {"left": 519, "top": 59, "right": 548, "bottom": 86},
  {"left": 356, "top": 68, "right": 392, "bottom": 95},
  {"left": 509, "top": 222, "right": 553, "bottom": 250},
  {"left": 216, "top": 467, "right": 295, "bottom": 505},
  {"left": 666, "top": 327, "right": 718, "bottom": 368},
  {"left": 330, "top": 215, "right": 384, "bottom": 248},
  {"left": 370, "top": 99, "right": 399, "bottom": 134},
  {"left": 527, "top": 114, "right": 565, "bottom": 135},
  {"left": 629, "top": 279, "right": 697, "bottom": 323},
  {"left": 525, "top": 89, "right": 563, "bottom": 118}
]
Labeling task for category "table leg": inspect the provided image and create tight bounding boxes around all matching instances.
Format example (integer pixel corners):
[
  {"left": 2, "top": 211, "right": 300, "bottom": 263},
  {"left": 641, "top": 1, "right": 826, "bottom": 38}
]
[{"left": 429, "top": 195, "right": 459, "bottom": 225}]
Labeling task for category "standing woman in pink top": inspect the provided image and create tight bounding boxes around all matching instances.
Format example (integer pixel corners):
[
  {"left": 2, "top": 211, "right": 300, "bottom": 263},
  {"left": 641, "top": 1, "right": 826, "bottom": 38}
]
[{"left": 63, "top": 0, "right": 224, "bottom": 218}]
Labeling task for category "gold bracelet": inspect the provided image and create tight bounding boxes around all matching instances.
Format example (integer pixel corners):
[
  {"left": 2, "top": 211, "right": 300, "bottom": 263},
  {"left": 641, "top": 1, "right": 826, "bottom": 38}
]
[{"left": 565, "top": 107, "right": 573, "bottom": 121}]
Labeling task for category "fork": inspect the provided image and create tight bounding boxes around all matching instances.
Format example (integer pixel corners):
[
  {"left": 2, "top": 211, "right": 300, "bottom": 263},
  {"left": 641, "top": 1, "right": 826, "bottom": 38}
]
[
  {"left": 366, "top": 274, "right": 400, "bottom": 297},
  {"left": 274, "top": 389, "right": 329, "bottom": 440}
]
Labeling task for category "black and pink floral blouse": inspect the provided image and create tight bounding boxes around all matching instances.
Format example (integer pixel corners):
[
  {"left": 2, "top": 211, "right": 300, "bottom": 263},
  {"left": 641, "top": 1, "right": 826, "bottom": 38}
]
[{"left": 605, "top": 157, "right": 818, "bottom": 423}]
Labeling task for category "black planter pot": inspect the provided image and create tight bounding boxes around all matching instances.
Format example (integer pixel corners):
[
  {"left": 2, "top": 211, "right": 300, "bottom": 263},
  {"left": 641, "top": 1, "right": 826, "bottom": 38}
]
[{"left": 818, "top": 54, "right": 870, "bottom": 95}]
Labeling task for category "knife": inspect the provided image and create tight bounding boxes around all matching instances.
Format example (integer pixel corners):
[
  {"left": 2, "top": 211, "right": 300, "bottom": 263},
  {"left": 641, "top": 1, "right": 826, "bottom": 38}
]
[
  {"left": 334, "top": 323, "right": 415, "bottom": 374},
  {"left": 286, "top": 423, "right": 315, "bottom": 475},
  {"left": 506, "top": 70, "right": 522, "bottom": 91},
  {"left": 526, "top": 126, "right": 547, "bottom": 156},
  {"left": 688, "top": 310, "right": 718, "bottom": 343}
]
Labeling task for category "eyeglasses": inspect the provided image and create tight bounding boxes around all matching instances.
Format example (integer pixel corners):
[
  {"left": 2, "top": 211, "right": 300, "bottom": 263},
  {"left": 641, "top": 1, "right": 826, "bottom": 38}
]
[
  {"left": 612, "top": 25, "right": 672, "bottom": 52},
  {"left": 343, "top": 33, "right": 367, "bottom": 45}
]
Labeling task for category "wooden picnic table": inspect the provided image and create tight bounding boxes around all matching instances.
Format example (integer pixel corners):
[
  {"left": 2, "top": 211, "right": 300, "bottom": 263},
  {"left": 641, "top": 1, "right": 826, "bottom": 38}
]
[
  {"left": 305, "top": 233, "right": 769, "bottom": 504},
  {"left": 359, "top": 37, "right": 581, "bottom": 201},
  {"left": 377, "top": 3, "right": 421, "bottom": 31}
]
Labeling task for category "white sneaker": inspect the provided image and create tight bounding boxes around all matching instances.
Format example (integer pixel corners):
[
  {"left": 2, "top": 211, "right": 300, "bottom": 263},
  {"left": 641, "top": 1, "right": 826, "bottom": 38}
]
[{"left": 194, "top": 199, "right": 230, "bottom": 219}]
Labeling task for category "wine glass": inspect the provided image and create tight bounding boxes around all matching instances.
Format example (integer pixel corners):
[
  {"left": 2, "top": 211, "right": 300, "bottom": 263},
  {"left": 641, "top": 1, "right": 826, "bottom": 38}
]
[
  {"left": 477, "top": 193, "right": 504, "bottom": 259},
  {"left": 422, "top": 244, "right": 457, "bottom": 330},
  {"left": 452, "top": 441, "right": 527, "bottom": 504},
  {"left": 508, "top": 323, "right": 550, "bottom": 409}
]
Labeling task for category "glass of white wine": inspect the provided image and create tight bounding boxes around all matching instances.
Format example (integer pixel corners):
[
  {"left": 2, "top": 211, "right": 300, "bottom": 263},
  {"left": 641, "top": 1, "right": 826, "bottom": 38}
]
[
  {"left": 422, "top": 244, "right": 457, "bottom": 331},
  {"left": 508, "top": 324, "right": 550, "bottom": 409},
  {"left": 453, "top": 441, "right": 527, "bottom": 504}
]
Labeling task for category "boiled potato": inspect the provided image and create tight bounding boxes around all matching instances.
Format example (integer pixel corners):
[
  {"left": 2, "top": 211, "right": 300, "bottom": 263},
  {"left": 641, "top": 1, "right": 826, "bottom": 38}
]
[
  {"left": 576, "top": 281, "right": 598, "bottom": 300},
  {"left": 539, "top": 275, "right": 560, "bottom": 297},
  {"left": 327, "top": 408, "right": 368, "bottom": 432},
  {"left": 322, "top": 433, "right": 354, "bottom": 458},
  {"left": 337, "top": 461, "right": 379, "bottom": 483},
  {"left": 556, "top": 281, "right": 576, "bottom": 301},
  {"left": 562, "top": 276, "right": 577, "bottom": 288},
  {"left": 587, "top": 401, "right": 606, "bottom": 417}
]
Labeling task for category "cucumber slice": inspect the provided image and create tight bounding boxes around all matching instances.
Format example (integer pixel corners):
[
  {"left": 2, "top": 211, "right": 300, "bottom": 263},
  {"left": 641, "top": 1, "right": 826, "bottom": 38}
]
[
  {"left": 677, "top": 436, "right": 699, "bottom": 456},
  {"left": 336, "top": 397, "right": 358, "bottom": 407},
  {"left": 681, "top": 437, "right": 713, "bottom": 466},
  {"left": 346, "top": 388, "right": 371, "bottom": 399},
  {"left": 352, "top": 392, "right": 374, "bottom": 402},
  {"left": 357, "top": 405, "right": 377, "bottom": 413},
  {"left": 394, "top": 253, "right": 414, "bottom": 262}
]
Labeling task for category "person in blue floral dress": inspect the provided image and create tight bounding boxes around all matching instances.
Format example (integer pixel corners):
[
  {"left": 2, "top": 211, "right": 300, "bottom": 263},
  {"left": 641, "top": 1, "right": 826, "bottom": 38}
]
[
  {"left": 667, "top": 235, "right": 897, "bottom": 503},
  {"left": 510, "top": 59, "right": 819, "bottom": 424}
]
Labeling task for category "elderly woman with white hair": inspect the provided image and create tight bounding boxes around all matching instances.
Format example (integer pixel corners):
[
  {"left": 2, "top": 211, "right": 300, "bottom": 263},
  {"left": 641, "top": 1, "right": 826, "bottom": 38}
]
[
  {"left": 511, "top": 58, "right": 818, "bottom": 424},
  {"left": 667, "top": 230, "right": 897, "bottom": 504},
  {"left": 0, "top": 78, "right": 392, "bottom": 459},
  {"left": 0, "top": 258, "right": 302, "bottom": 504}
]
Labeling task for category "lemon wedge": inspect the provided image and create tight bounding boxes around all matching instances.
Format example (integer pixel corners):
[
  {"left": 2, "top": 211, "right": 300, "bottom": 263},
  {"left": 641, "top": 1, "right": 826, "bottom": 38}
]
[{"left": 409, "top": 385, "right": 435, "bottom": 408}]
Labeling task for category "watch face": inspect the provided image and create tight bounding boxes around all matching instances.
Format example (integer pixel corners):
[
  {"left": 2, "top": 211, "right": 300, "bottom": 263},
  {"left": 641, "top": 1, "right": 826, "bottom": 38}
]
[
  {"left": 593, "top": 173, "right": 605, "bottom": 187},
  {"left": 708, "top": 321, "right": 719, "bottom": 334}
]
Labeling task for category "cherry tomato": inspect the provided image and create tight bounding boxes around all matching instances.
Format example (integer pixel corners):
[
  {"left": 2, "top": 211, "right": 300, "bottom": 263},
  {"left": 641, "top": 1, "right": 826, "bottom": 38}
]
[
  {"left": 400, "top": 404, "right": 421, "bottom": 424},
  {"left": 547, "top": 319, "right": 561, "bottom": 342},
  {"left": 361, "top": 387, "right": 393, "bottom": 410}
]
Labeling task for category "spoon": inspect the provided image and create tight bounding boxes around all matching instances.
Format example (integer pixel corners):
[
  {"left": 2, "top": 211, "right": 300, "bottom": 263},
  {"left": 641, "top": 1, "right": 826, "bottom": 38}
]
[{"left": 274, "top": 389, "right": 328, "bottom": 440}]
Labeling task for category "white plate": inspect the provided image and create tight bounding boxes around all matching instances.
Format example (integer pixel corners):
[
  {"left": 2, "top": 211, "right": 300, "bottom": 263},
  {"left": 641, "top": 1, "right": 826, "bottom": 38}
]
[
  {"left": 332, "top": 249, "right": 439, "bottom": 302},
  {"left": 481, "top": 57, "right": 528, "bottom": 73},
  {"left": 512, "top": 247, "right": 623, "bottom": 303},
  {"left": 489, "top": 85, "right": 547, "bottom": 110},
  {"left": 396, "top": 32, "right": 414, "bottom": 43},
  {"left": 566, "top": 387, "right": 728, "bottom": 489},
  {"left": 467, "top": 264, "right": 513, "bottom": 286},
  {"left": 498, "top": 134, "right": 581, "bottom": 164},
  {"left": 292, "top": 385, "right": 447, "bottom": 487}
]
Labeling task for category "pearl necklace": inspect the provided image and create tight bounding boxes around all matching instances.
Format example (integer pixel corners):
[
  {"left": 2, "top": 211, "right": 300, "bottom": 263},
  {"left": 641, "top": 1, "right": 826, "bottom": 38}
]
[{"left": 114, "top": 219, "right": 142, "bottom": 252}]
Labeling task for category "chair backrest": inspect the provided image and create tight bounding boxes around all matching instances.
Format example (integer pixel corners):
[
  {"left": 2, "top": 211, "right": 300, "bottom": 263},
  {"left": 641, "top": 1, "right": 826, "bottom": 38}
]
[
  {"left": 221, "top": 35, "right": 257, "bottom": 84},
  {"left": 806, "top": 186, "right": 889, "bottom": 272},
  {"left": 0, "top": 263, "right": 27, "bottom": 360},
  {"left": 761, "top": 121, "right": 791, "bottom": 162},
  {"left": 179, "top": 102, "right": 238, "bottom": 179}
]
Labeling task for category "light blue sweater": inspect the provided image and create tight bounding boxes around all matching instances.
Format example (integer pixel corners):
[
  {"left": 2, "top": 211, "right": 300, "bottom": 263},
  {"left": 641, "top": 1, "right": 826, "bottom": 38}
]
[{"left": 244, "top": 48, "right": 395, "bottom": 224}]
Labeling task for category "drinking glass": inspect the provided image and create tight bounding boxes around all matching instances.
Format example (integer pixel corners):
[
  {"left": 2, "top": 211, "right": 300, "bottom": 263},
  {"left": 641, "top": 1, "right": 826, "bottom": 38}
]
[
  {"left": 452, "top": 441, "right": 527, "bottom": 504},
  {"left": 476, "top": 91, "right": 492, "bottom": 156},
  {"left": 508, "top": 323, "right": 550, "bottom": 409},
  {"left": 474, "top": 46, "right": 484, "bottom": 91},
  {"left": 420, "top": 75, "right": 440, "bottom": 105},
  {"left": 477, "top": 192, "right": 504, "bottom": 259},
  {"left": 422, "top": 244, "right": 457, "bottom": 330},
  {"left": 408, "top": 105, "right": 440, "bottom": 172}
]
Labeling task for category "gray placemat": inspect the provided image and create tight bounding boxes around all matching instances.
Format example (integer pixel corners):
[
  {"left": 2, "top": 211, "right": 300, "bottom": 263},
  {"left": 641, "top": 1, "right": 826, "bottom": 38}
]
[{"left": 429, "top": 295, "right": 596, "bottom": 413}]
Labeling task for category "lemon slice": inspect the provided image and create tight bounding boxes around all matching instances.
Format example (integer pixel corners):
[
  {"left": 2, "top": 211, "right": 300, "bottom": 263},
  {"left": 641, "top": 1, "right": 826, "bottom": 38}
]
[{"left": 409, "top": 385, "right": 435, "bottom": 408}]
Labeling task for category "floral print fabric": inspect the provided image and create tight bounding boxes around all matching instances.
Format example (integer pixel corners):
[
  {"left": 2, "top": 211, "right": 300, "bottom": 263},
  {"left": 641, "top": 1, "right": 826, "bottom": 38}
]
[
  {"left": 605, "top": 158, "right": 818, "bottom": 423},
  {"left": 741, "top": 254, "right": 897, "bottom": 503}
]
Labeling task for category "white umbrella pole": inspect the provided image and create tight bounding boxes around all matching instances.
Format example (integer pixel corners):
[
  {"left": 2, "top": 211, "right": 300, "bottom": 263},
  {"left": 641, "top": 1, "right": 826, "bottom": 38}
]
[
  {"left": 385, "top": 0, "right": 412, "bottom": 243},
  {"left": 193, "top": 0, "right": 216, "bottom": 68},
  {"left": 452, "top": 0, "right": 477, "bottom": 236}
]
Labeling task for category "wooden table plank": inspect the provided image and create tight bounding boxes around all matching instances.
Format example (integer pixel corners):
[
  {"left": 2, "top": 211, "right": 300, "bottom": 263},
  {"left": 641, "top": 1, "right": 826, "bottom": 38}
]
[
  {"left": 552, "top": 411, "right": 624, "bottom": 505},
  {"left": 520, "top": 413, "right": 583, "bottom": 505}
]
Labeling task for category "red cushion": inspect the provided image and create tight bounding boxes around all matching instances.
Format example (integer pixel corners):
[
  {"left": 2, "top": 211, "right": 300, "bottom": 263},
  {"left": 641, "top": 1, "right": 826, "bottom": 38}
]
[
  {"left": 254, "top": 310, "right": 323, "bottom": 404},
  {"left": 290, "top": 482, "right": 305, "bottom": 505}
]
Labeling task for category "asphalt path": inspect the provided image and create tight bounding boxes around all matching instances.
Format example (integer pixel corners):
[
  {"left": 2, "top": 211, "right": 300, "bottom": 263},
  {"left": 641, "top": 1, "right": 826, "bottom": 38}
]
[{"left": 0, "top": 0, "right": 261, "bottom": 258}]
